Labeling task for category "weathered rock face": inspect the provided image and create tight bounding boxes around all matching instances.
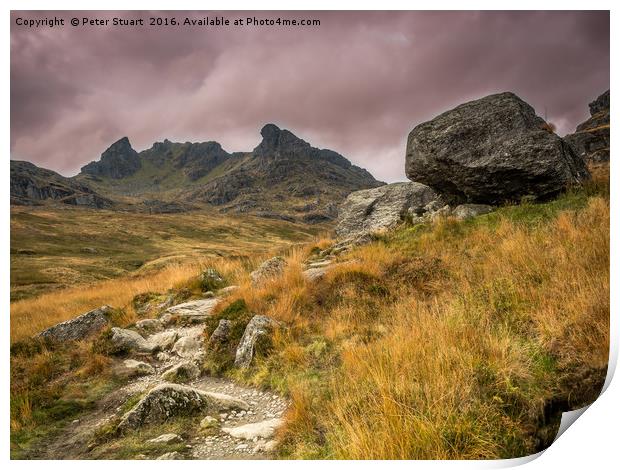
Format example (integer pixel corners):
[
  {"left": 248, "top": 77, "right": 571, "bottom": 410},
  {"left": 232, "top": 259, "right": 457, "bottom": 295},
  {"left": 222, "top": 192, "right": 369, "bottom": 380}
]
[
  {"left": 81, "top": 137, "right": 141, "bottom": 179},
  {"left": 565, "top": 90, "right": 610, "bottom": 163},
  {"left": 10, "top": 161, "right": 113, "bottom": 208},
  {"left": 234, "top": 315, "right": 278, "bottom": 368},
  {"left": 335, "top": 182, "right": 440, "bottom": 240},
  {"left": 250, "top": 256, "right": 287, "bottom": 286},
  {"left": 405, "top": 92, "right": 590, "bottom": 204},
  {"left": 37, "top": 305, "right": 112, "bottom": 341},
  {"left": 116, "top": 384, "right": 249, "bottom": 432}
]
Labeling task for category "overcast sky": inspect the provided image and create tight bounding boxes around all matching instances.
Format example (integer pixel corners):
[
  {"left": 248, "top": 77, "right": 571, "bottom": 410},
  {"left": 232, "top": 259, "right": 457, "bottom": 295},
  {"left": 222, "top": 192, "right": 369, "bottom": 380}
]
[{"left": 10, "top": 10, "right": 609, "bottom": 182}]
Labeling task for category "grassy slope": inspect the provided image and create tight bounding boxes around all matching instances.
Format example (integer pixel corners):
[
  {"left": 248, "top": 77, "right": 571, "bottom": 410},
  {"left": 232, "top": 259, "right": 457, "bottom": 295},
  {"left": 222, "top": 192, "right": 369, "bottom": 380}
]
[
  {"left": 10, "top": 168, "right": 609, "bottom": 460},
  {"left": 10, "top": 206, "right": 324, "bottom": 301},
  {"left": 209, "top": 167, "right": 609, "bottom": 459}
]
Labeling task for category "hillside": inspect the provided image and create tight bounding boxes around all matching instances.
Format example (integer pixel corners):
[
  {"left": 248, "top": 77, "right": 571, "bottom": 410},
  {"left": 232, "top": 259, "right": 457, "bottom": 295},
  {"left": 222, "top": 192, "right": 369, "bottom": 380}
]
[
  {"left": 10, "top": 166, "right": 609, "bottom": 459},
  {"left": 10, "top": 161, "right": 113, "bottom": 208},
  {"left": 10, "top": 206, "right": 325, "bottom": 301},
  {"left": 72, "top": 124, "right": 384, "bottom": 222}
]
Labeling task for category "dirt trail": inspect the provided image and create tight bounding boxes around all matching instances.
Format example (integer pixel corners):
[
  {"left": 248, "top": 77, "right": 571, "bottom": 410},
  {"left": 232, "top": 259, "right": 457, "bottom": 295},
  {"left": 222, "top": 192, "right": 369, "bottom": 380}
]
[{"left": 31, "top": 299, "right": 289, "bottom": 460}]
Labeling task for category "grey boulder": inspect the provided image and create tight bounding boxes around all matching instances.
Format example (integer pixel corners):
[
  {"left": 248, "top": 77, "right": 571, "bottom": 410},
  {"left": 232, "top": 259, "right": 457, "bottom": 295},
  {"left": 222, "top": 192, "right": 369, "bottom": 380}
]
[
  {"left": 109, "top": 327, "right": 154, "bottom": 354},
  {"left": 234, "top": 315, "right": 278, "bottom": 368},
  {"left": 405, "top": 92, "right": 590, "bottom": 204},
  {"left": 37, "top": 305, "right": 112, "bottom": 342},
  {"left": 117, "top": 383, "right": 249, "bottom": 432},
  {"left": 250, "top": 257, "right": 287, "bottom": 286},
  {"left": 452, "top": 204, "right": 494, "bottom": 220},
  {"left": 161, "top": 361, "right": 201, "bottom": 383},
  {"left": 335, "top": 182, "right": 439, "bottom": 240}
]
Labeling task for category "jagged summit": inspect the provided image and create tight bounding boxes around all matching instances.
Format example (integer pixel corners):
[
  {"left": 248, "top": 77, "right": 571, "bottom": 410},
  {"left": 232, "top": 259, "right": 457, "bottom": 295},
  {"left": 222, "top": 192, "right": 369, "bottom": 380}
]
[
  {"left": 12, "top": 124, "right": 383, "bottom": 222},
  {"left": 81, "top": 137, "right": 141, "bottom": 179}
]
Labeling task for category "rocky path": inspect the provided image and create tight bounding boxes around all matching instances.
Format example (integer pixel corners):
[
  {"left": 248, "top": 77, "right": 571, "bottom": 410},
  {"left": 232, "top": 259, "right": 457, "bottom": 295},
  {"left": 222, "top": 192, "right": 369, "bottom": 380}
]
[{"left": 35, "top": 292, "right": 290, "bottom": 460}]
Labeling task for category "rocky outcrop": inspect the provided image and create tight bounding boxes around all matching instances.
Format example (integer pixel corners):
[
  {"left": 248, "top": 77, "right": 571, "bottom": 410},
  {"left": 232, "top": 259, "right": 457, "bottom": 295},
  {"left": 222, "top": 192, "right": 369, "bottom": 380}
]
[
  {"left": 250, "top": 256, "right": 287, "bottom": 286},
  {"left": 116, "top": 384, "right": 249, "bottom": 432},
  {"left": 565, "top": 90, "right": 610, "bottom": 163},
  {"left": 405, "top": 92, "right": 590, "bottom": 204},
  {"left": 37, "top": 305, "right": 112, "bottom": 342},
  {"left": 81, "top": 137, "right": 141, "bottom": 179},
  {"left": 234, "top": 315, "right": 278, "bottom": 368},
  {"left": 335, "top": 182, "right": 440, "bottom": 240},
  {"left": 10, "top": 161, "right": 113, "bottom": 208}
]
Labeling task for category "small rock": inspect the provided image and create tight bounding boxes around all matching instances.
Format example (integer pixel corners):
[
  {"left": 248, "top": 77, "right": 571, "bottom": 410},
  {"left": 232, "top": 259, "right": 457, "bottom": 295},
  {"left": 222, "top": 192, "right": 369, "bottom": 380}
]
[
  {"left": 217, "top": 285, "right": 239, "bottom": 296},
  {"left": 109, "top": 327, "right": 154, "bottom": 354},
  {"left": 156, "top": 451, "right": 183, "bottom": 460},
  {"left": 250, "top": 257, "right": 287, "bottom": 286},
  {"left": 147, "top": 330, "right": 178, "bottom": 351},
  {"left": 156, "top": 352, "right": 171, "bottom": 361},
  {"left": 172, "top": 336, "right": 202, "bottom": 358},
  {"left": 452, "top": 203, "right": 494, "bottom": 220},
  {"left": 161, "top": 361, "right": 200, "bottom": 382},
  {"left": 135, "top": 318, "right": 163, "bottom": 334},
  {"left": 208, "top": 319, "right": 232, "bottom": 347},
  {"left": 222, "top": 418, "right": 283, "bottom": 440},
  {"left": 147, "top": 433, "right": 183, "bottom": 444},
  {"left": 121, "top": 359, "right": 155, "bottom": 377},
  {"left": 200, "top": 415, "right": 218, "bottom": 429}
]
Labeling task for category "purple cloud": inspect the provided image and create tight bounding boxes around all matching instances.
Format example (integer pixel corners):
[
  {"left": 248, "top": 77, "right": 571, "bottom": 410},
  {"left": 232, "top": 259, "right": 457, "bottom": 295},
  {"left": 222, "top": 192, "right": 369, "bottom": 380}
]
[{"left": 10, "top": 10, "right": 609, "bottom": 182}]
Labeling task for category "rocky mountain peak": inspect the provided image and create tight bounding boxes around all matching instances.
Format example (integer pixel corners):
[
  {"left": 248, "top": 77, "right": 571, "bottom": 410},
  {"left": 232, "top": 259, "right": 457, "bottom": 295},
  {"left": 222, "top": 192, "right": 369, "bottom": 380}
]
[
  {"left": 589, "top": 89, "right": 610, "bottom": 116},
  {"left": 254, "top": 124, "right": 311, "bottom": 157},
  {"left": 81, "top": 137, "right": 141, "bottom": 179}
]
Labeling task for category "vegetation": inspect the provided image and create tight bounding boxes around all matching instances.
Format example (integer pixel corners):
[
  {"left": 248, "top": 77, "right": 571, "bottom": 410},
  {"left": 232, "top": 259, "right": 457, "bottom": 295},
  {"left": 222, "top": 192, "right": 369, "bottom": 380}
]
[{"left": 9, "top": 166, "right": 609, "bottom": 459}]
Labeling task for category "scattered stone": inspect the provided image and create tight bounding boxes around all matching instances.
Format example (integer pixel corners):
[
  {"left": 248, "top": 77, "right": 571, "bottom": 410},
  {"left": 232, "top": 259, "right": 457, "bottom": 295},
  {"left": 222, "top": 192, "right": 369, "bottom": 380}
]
[
  {"left": 253, "top": 439, "right": 278, "bottom": 453},
  {"left": 222, "top": 418, "right": 283, "bottom": 440},
  {"left": 172, "top": 336, "right": 202, "bottom": 358},
  {"left": 135, "top": 318, "right": 163, "bottom": 334},
  {"left": 250, "top": 257, "right": 287, "bottom": 286},
  {"left": 199, "top": 268, "right": 225, "bottom": 292},
  {"left": 156, "top": 352, "right": 171, "bottom": 362},
  {"left": 406, "top": 92, "right": 590, "bottom": 204},
  {"left": 117, "top": 384, "right": 249, "bottom": 432},
  {"left": 302, "top": 266, "right": 330, "bottom": 282},
  {"left": 159, "top": 313, "right": 173, "bottom": 326},
  {"left": 156, "top": 451, "right": 183, "bottom": 460},
  {"left": 234, "top": 315, "right": 278, "bottom": 368},
  {"left": 208, "top": 319, "right": 232, "bottom": 347},
  {"left": 109, "top": 327, "right": 154, "bottom": 354},
  {"left": 147, "top": 330, "right": 179, "bottom": 351},
  {"left": 121, "top": 359, "right": 155, "bottom": 377},
  {"left": 166, "top": 298, "right": 220, "bottom": 322},
  {"left": 37, "top": 305, "right": 112, "bottom": 342},
  {"left": 161, "top": 361, "right": 201, "bottom": 382},
  {"left": 200, "top": 416, "right": 218, "bottom": 429},
  {"left": 202, "top": 291, "right": 215, "bottom": 299},
  {"left": 217, "top": 285, "right": 239, "bottom": 296},
  {"left": 147, "top": 433, "right": 183, "bottom": 444},
  {"left": 452, "top": 204, "right": 494, "bottom": 220}
]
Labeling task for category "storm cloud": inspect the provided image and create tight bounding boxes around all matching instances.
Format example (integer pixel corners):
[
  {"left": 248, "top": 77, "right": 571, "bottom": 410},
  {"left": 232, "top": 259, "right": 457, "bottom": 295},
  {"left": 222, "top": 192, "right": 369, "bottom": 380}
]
[{"left": 10, "top": 10, "right": 609, "bottom": 182}]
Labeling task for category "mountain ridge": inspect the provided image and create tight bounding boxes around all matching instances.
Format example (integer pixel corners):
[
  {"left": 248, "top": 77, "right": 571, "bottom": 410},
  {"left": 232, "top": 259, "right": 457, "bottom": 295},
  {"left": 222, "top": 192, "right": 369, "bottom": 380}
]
[{"left": 11, "top": 124, "right": 384, "bottom": 223}]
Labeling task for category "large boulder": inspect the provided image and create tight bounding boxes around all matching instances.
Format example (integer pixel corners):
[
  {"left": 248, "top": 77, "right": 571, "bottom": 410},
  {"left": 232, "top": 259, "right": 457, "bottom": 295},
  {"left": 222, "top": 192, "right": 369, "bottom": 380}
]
[
  {"left": 161, "top": 361, "right": 201, "bottom": 382},
  {"left": 116, "top": 384, "right": 249, "bottom": 432},
  {"left": 234, "top": 315, "right": 278, "bottom": 368},
  {"left": 405, "top": 92, "right": 590, "bottom": 204},
  {"left": 166, "top": 299, "right": 220, "bottom": 323},
  {"left": 222, "top": 418, "right": 283, "bottom": 440},
  {"left": 565, "top": 89, "right": 610, "bottom": 163},
  {"left": 335, "top": 182, "right": 439, "bottom": 240},
  {"left": 37, "top": 305, "right": 112, "bottom": 342}
]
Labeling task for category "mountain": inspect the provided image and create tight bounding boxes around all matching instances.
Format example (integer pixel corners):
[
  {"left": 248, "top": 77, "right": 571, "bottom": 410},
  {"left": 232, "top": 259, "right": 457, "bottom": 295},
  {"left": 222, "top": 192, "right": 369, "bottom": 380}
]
[
  {"left": 11, "top": 124, "right": 384, "bottom": 222},
  {"left": 10, "top": 160, "right": 113, "bottom": 208},
  {"left": 565, "top": 90, "right": 610, "bottom": 163},
  {"left": 74, "top": 124, "right": 384, "bottom": 222}
]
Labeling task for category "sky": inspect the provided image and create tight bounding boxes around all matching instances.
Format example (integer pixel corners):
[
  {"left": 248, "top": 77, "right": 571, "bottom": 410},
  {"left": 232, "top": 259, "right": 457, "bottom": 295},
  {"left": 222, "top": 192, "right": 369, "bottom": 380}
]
[{"left": 10, "top": 10, "right": 609, "bottom": 182}]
